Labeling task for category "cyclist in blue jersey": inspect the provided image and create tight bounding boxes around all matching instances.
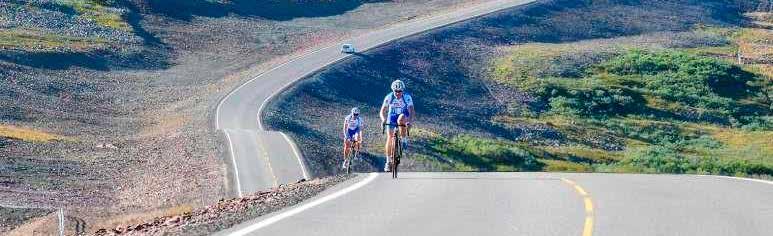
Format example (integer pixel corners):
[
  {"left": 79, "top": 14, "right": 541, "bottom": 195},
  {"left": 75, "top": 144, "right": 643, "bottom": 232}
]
[
  {"left": 379, "top": 80, "right": 415, "bottom": 172},
  {"left": 342, "top": 107, "right": 363, "bottom": 169}
]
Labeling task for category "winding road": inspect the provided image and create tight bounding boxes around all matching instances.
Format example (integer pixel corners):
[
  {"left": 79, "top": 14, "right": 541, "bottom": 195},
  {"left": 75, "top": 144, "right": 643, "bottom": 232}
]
[
  {"left": 214, "top": 0, "right": 773, "bottom": 235},
  {"left": 215, "top": 0, "right": 537, "bottom": 196}
]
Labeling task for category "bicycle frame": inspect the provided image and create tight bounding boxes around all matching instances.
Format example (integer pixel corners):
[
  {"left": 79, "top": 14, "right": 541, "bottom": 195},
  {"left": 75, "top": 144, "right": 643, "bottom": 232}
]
[
  {"left": 382, "top": 123, "right": 409, "bottom": 179},
  {"left": 344, "top": 139, "right": 360, "bottom": 174}
]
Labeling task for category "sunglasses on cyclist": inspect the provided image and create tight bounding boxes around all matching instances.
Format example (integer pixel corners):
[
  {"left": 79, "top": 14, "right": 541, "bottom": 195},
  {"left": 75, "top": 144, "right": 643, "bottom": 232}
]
[
  {"left": 394, "top": 90, "right": 403, "bottom": 93},
  {"left": 353, "top": 113, "right": 359, "bottom": 116}
]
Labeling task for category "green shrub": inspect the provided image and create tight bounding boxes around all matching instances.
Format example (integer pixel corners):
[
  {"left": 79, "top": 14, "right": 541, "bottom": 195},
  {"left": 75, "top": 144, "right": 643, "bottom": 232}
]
[
  {"left": 680, "top": 135, "right": 723, "bottom": 149},
  {"left": 623, "top": 145, "right": 691, "bottom": 173},
  {"left": 431, "top": 135, "right": 542, "bottom": 171},
  {"left": 600, "top": 49, "right": 751, "bottom": 119},
  {"left": 539, "top": 81, "right": 636, "bottom": 116},
  {"left": 506, "top": 49, "right": 756, "bottom": 121},
  {"left": 619, "top": 145, "right": 773, "bottom": 175},
  {"left": 598, "top": 118, "right": 688, "bottom": 144}
]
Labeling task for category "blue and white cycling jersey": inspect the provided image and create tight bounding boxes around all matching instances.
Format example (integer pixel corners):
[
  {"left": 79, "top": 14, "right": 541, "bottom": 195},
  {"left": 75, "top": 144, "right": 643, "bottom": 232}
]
[
  {"left": 344, "top": 114, "right": 363, "bottom": 130},
  {"left": 382, "top": 92, "right": 413, "bottom": 118},
  {"left": 344, "top": 114, "right": 363, "bottom": 140}
]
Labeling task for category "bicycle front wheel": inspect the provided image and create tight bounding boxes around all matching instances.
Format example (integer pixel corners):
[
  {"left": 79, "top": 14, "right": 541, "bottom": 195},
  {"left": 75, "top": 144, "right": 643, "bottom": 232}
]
[{"left": 393, "top": 137, "right": 401, "bottom": 179}]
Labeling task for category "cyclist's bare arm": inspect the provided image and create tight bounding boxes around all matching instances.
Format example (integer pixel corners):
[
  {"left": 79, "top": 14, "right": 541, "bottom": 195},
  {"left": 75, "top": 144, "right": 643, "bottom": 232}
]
[
  {"left": 360, "top": 121, "right": 365, "bottom": 140},
  {"left": 408, "top": 105, "right": 415, "bottom": 124},
  {"left": 342, "top": 118, "right": 349, "bottom": 138},
  {"left": 379, "top": 104, "right": 388, "bottom": 123}
]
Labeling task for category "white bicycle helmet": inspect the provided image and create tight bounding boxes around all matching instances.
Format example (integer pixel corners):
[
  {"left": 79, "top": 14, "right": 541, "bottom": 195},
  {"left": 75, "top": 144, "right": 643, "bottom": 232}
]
[
  {"left": 391, "top": 80, "right": 406, "bottom": 91},
  {"left": 351, "top": 107, "right": 360, "bottom": 115}
]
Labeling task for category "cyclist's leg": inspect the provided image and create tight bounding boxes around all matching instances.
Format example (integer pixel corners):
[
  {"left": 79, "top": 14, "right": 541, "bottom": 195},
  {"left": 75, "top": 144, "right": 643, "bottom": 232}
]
[
  {"left": 345, "top": 129, "right": 356, "bottom": 165},
  {"left": 354, "top": 131, "right": 363, "bottom": 153},
  {"left": 343, "top": 138, "right": 351, "bottom": 168},
  {"left": 397, "top": 114, "right": 409, "bottom": 138},
  {"left": 384, "top": 114, "right": 399, "bottom": 170},
  {"left": 384, "top": 131, "right": 394, "bottom": 171},
  {"left": 346, "top": 138, "right": 353, "bottom": 156}
]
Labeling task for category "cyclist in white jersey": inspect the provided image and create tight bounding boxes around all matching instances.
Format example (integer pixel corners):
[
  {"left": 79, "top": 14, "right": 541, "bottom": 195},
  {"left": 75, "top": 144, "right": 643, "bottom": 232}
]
[
  {"left": 342, "top": 107, "right": 363, "bottom": 169},
  {"left": 379, "top": 80, "right": 415, "bottom": 171}
]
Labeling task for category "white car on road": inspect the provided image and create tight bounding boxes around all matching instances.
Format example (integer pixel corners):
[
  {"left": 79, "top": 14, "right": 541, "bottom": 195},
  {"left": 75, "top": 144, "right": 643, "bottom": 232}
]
[{"left": 341, "top": 43, "right": 355, "bottom": 54}]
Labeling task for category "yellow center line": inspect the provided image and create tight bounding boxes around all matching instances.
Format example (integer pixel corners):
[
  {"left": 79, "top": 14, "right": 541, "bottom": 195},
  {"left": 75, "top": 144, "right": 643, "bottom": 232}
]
[
  {"left": 560, "top": 178, "right": 595, "bottom": 236},
  {"left": 584, "top": 197, "right": 594, "bottom": 214},
  {"left": 256, "top": 135, "right": 280, "bottom": 188},
  {"left": 583, "top": 217, "right": 594, "bottom": 236},
  {"left": 574, "top": 185, "right": 588, "bottom": 196}
]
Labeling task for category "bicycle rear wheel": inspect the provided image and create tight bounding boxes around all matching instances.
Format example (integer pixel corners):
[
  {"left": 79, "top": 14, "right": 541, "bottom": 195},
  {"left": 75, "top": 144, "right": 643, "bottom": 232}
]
[
  {"left": 346, "top": 153, "right": 352, "bottom": 174},
  {"left": 393, "top": 137, "right": 401, "bottom": 179}
]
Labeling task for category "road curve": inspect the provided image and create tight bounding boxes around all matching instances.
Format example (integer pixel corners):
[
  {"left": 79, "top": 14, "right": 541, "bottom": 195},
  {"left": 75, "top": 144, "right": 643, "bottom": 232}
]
[
  {"left": 219, "top": 172, "right": 773, "bottom": 236},
  {"left": 215, "top": 0, "right": 537, "bottom": 196}
]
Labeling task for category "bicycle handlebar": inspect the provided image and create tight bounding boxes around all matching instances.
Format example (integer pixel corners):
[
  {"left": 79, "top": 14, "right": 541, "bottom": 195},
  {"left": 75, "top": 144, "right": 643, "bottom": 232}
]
[{"left": 382, "top": 122, "right": 410, "bottom": 136}]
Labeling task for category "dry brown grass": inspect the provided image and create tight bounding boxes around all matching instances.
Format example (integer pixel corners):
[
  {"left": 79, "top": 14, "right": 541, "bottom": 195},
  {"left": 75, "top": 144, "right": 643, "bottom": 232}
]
[
  {"left": 6, "top": 205, "right": 195, "bottom": 235},
  {"left": 5, "top": 212, "right": 58, "bottom": 236},
  {"left": 682, "top": 123, "right": 773, "bottom": 162},
  {"left": 0, "top": 29, "right": 107, "bottom": 51},
  {"left": 737, "top": 28, "right": 773, "bottom": 59},
  {"left": 745, "top": 12, "right": 773, "bottom": 26},
  {"left": 139, "top": 114, "right": 187, "bottom": 138},
  {"left": 0, "top": 124, "right": 67, "bottom": 142}
]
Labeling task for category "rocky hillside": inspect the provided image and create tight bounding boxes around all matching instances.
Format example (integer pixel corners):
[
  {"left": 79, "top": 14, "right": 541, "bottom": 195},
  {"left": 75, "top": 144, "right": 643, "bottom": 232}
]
[{"left": 1, "top": 0, "right": 483, "bottom": 233}]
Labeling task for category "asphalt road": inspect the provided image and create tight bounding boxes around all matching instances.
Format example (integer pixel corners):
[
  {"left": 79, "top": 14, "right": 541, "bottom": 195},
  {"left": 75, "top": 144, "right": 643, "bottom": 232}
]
[
  {"left": 220, "top": 172, "right": 773, "bottom": 236},
  {"left": 215, "top": 0, "right": 537, "bottom": 196}
]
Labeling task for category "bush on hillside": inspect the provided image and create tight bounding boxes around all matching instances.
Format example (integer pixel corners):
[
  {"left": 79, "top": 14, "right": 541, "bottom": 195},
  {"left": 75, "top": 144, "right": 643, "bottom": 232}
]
[
  {"left": 619, "top": 145, "right": 773, "bottom": 176},
  {"left": 432, "top": 135, "right": 542, "bottom": 171},
  {"left": 599, "top": 50, "right": 752, "bottom": 117},
  {"left": 542, "top": 86, "right": 636, "bottom": 116},
  {"left": 507, "top": 49, "right": 764, "bottom": 124}
]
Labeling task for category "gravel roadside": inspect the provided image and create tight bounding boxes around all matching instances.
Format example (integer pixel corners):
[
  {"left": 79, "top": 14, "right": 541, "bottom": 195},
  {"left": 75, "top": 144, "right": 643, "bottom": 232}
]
[{"left": 91, "top": 175, "right": 353, "bottom": 236}]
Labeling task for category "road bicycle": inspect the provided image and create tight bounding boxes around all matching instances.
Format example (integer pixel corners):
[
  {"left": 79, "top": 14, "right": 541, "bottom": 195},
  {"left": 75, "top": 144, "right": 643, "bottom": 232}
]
[
  {"left": 343, "top": 139, "right": 360, "bottom": 174},
  {"left": 382, "top": 123, "right": 409, "bottom": 179}
]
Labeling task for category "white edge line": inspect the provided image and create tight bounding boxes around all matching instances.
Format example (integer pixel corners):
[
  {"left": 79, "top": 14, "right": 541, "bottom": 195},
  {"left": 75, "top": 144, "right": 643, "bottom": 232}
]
[
  {"left": 254, "top": 44, "right": 337, "bottom": 131},
  {"left": 229, "top": 172, "right": 379, "bottom": 236},
  {"left": 279, "top": 132, "right": 310, "bottom": 180},
  {"left": 224, "top": 130, "right": 244, "bottom": 197},
  {"left": 697, "top": 174, "right": 773, "bottom": 186},
  {"left": 217, "top": 44, "right": 336, "bottom": 130}
]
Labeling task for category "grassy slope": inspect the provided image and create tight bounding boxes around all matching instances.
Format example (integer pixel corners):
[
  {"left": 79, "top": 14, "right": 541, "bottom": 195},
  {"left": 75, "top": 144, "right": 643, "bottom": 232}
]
[
  {"left": 265, "top": 0, "right": 771, "bottom": 176},
  {"left": 490, "top": 40, "right": 772, "bottom": 176}
]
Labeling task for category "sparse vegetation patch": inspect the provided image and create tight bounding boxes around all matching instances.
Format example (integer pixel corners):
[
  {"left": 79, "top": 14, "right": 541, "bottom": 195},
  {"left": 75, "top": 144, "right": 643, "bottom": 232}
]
[
  {"left": 0, "top": 124, "right": 66, "bottom": 142},
  {"left": 0, "top": 29, "right": 107, "bottom": 51},
  {"left": 59, "top": 0, "right": 131, "bottom": 31}
]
